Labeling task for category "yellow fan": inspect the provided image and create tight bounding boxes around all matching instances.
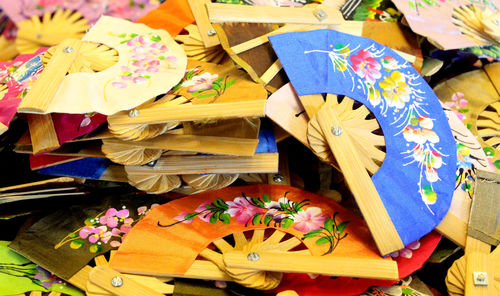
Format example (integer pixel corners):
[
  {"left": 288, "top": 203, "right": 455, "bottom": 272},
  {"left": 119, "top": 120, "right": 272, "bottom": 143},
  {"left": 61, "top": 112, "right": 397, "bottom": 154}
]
[{"left": 16, "top": 10, "right": 89, "bottom": 54}]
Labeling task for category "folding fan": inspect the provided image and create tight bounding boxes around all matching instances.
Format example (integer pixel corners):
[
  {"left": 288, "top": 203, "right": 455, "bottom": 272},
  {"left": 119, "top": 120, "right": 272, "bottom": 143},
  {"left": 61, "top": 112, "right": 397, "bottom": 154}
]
[
  {"left": 123, "top": 129, "right": 278, "bottom": 194},
  {"left": 110, "top": 185, "right": 398, "bottom": 290},
  {"left": 106, "top": 59, "right": 268, "bottom": 140},
  {"left": 17, "top": 16, "right": 187, "bottom": 116},
  {"left": 0, "top": 48, "right": 45, "bottom": 136},
  {"left": 274, "top": 231, "right": 441, "bottom": 296},
  {"left": 444, "top": 170, "right": 500, "bottom": 295},
  {"left": 391, "top": 0, "right": 499, "bottom": 50},
  {"left": 434, "top": 104, "right": 494, "bottom": 247},
  {"left": 266, "top": 84, "right": 475, "bottom": 249},
  {"left": 433, "top": 63, "right": 500, "bottom": 173},
  {"left": 0, "top": 241, "right": 83, "bottom": 296},
  {"left": 15, "top": 10, "right": 90, "bottom": 54},
  {"left": 268, "top": 29, "right": 456, "bottom": 255},
  {"left": 103, "top": 118, "right": 261, "bottom": 166}
]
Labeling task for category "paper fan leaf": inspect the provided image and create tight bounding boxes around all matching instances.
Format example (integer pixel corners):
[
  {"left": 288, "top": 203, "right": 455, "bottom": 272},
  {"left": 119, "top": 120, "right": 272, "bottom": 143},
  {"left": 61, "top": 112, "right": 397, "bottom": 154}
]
[
  {"left": 269, "top": 29, "right": 456, "bottom": 246},
  {"left": 33, "top": 16, "right": 187, "bottom": 115}
]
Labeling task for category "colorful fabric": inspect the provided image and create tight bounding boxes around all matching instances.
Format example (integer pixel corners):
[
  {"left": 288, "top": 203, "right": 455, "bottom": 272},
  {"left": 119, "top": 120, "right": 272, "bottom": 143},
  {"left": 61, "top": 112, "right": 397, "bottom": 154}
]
[
  {"left": 136, "top": 0, "right": 195, "bottom": 37},
  {"left": 9, "top": 191, "right": 165, "bottom": 280},
  {"left": 269, "top": 29, "right": 456, "bottom": 246},
  {"left": 0, "top": 241, "right": 83, "bottom": 296}
]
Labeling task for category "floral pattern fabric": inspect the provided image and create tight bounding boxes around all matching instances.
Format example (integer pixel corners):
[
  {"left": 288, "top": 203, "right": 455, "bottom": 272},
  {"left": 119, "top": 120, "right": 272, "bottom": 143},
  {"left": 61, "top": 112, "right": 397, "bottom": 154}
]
[
  {"left": 55, "top": 204, "right": 159, "bottom": 253},
  {"left": 163, "top": 193, "right": 350, "bottom": 255},
  {"left": 269, "top": 29, "right": 456, "bottom": 246}
]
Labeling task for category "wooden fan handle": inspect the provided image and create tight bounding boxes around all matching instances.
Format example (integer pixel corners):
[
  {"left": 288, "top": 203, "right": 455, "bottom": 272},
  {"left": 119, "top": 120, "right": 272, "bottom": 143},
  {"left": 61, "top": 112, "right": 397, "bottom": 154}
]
[
  {"left": 314, "top": 104, "right": 404, "bottom": 255},
  {"left": 222, "top": 251, "right": 398, "bottom": 280},
  {"left": 89, "top": 266, "right": 164, "bottom": 296},
  {"left": 18, "top": 39, "right": 83, "bottom": 113}
]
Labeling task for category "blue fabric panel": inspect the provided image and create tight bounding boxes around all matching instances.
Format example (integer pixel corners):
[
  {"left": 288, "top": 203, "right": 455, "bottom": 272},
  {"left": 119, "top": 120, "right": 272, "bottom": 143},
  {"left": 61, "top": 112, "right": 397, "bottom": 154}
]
[{"left": 38, "top": 157, "right": 110, "bottom": 180}]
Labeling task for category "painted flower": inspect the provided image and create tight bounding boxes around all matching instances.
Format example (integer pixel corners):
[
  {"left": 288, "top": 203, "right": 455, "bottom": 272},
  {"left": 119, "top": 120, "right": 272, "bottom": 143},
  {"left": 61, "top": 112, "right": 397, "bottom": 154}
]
[
  {"left": 445, "top": 92, "right": 468, "bottom": 121},
  {"left": 350, "top": 49, "right": 382, "bottom": 83},
  {"left": 132, "top": 59, "right": 160, "bottom": 72},
  {"left": 264, "top": 197, "right": 296, "bottom": 210},
  {"left": 99, "top": 208, "right": 133, "bottom": 228},
  {"left": 380, "top": 55, "right": 398, "bottom": 72},
  {"left": 138, "top": 204, "right": 159, "bottom": 216},
  {"left": 79, "top": 226, "right": 112, "bottom": 244},
  {"left": 293, "top": 207, "right": 328, "bottom": 233},
  {"left": 367, "top": 84, "right": 381, "bottom": 106},
  {"left": 379, "top": 71, "right": 410, "bottom": 109},
  {"left": 196, "top": 201, "right": 216, "bottom": 222},
  {"left": 33, "top": 266, "right": 63, "bottom": 289},
  {"left": 181, "top": 72, "right": 219, "bottom": 93},
  {"left": 127, "top": 36, "right": 149, "bottom": 47},
  {"left": 403, "top": 115, "right": 440, "bottom": 145},
  {"left": 390, "top": 240, "right": 420, "bottom": 258},
  {"left": 226, "top": 197, "right": 263, "bottom": 225},
  {"left": 174, "top": 211, "right": 194, "bottom": 224}
]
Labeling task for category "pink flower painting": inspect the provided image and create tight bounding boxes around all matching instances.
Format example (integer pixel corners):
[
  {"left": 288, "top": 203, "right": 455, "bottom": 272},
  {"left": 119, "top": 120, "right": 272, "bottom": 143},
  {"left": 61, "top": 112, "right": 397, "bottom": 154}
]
[
  {"left": 350, "top": 49, "right": 382, "bottom": 83},
  {"left": 293, "top": 207, "right": 329, "bottom": 233},
  {"left": 226, "top": 197, "right": 263, "bottom": 225}
]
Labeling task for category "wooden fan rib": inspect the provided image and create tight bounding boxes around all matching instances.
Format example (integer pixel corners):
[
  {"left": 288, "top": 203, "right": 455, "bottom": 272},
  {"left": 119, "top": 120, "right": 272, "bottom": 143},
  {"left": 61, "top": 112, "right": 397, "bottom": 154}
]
[{"left": 477, "top": 127, "right": 500, "bottom": 137}]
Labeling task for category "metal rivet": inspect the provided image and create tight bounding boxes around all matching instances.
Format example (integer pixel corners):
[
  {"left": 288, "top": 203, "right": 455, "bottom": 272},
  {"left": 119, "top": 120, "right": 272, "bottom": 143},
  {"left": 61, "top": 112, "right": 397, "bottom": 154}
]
[
  {"left": 110, "top": 276, "right": 123, "bottom": 287},
  {"left": 62, "top": 46, "right": 73, "bottom": 53},
  {"left": 36, "top": 33, "right": 42, "bottom": 39},
  {"left": 207, "top": 29, "right": 216, "bottom": 36},
  {"left": 331, "top": 126, "right": 342, "bottom": 136},
  {"left": 247, "top": 252, "right": 260, "bottom": 261},
  {"left": 313, "top": 8, "right": 327, "bottom": 21},
  {"left": 473, "top": 272, "right": 488, "bottom": 286},
  {"left": 128, "top": 109, "right": 139, "bottom": 117},
  {"left": 273, "top": 174, "right": 284, "bottom": 183}
]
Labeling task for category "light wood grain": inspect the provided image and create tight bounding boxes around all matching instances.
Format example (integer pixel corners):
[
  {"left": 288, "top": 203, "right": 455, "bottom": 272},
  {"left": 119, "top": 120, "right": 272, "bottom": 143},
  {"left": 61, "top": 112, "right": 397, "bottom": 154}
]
[
  {"left": 16, "top": 10, "right": 89, "bottom": 54},
  {"left": 223, "top": 251, "right": 398, "bottom": 280},
  {"left": 0, "top": 177, "right": 74, "bottom": 192},
  {"left": 187, "top": 0, "right": 220, "bottom": 47},
  {"left": 314, "top": 104, "right": 403, "bottom": 255},
  {"left": 89, "top": 266, "right": 165, "bottom": 296},
  {"left": 27, "top": 114, "right": 60, "bottom": 154},
  {"left": 108, "top": 100, "right": 266, "bottom": 126},
  {"left": 207, "top": 3, "right": 343, "bottom": 25},
  {"left": 18, "top": 39, "right": 83, "bottom": 112},
  {"left": 125, "top": 153, "right": 278, "bottom": 175}
]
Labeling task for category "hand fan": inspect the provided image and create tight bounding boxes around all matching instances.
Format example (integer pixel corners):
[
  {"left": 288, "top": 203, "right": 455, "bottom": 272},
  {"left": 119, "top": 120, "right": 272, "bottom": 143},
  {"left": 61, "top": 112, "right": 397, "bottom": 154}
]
[
  {"left": 17, "top": 16, "right": 187, "bottom": 116},
  {"left": 106, "top": 59, "right": 267, "bottom": 132},
  {"left": 15, "top": 10, "right": 90, "bottom": 54},
  {"left": 103, "top": 117, "right": 261, "bottom": 166},
  {"left": 445, "top": 170, "right": 500, "bottom": 295},
  {"left": 390, "top": 0, "right": 499, "bottom": 50},
  {"left": 435, "top": 104, "right": 494, "bottom": 247},
  {"left": 0, "top": 241, "right": 83, "bottom": 296},
  {"left": 268, "top": 29, "right": 456, "bottom": 255},
  {"left": 124, "top": 129, "right": 278, "bottom": 193},
  {"left": 8, "top": 190, "right": 166, "bottom": 281},
  {"left": 274, "top": 231, "right": 441, "bottom": 296},
  {"left": 267, "top": 83, "right": 484, "bottom": 249},
  {"left": 433, "top": 63, "right": 500, "bottom": 173},
  {"left": 110, "top": 185, "right": 398, "bottom": 290}
]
